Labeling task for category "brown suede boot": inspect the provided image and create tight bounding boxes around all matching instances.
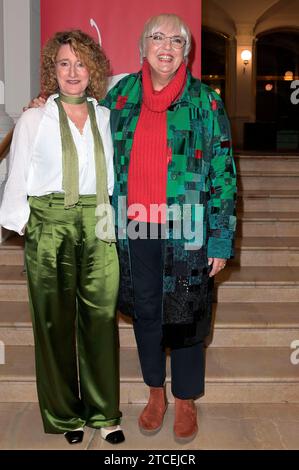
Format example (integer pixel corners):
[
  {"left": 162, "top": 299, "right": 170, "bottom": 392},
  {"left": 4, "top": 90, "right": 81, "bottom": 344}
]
[
  {"left": 173, "top": 398, "right": 198, "bottom": 443},
  {"left": 138, "top": 386, "right": 167, "bottom": 434}
]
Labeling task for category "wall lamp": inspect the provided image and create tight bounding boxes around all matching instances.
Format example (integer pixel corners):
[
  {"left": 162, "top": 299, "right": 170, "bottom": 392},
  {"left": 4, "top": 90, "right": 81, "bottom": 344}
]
[
  {"left": 284, "top": 71, "right": 294, "bottom": 81},
  {"left": 241, "top": 49, "right": 252, "bottom": 73}
]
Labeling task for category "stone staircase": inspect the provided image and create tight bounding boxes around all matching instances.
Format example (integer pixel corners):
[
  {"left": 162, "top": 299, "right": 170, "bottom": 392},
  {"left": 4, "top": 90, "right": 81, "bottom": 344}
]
[{"left": 0, "top": 154, "right": 299, "bottom": 405}]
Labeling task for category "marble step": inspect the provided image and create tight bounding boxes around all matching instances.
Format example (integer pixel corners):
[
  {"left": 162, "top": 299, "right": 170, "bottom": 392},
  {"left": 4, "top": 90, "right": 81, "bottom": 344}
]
[
  {"left": 235, "top": 154, "right": 299, "bottom": 173},
  {"left": 1, "top": 402, "right": 299, "bottom": 450},
  {"left": 236, "top": 237, "right": 299, "bottom": 266},
  {"left": 0, "top": 302, "right": 33, "bottom": 345},
  {"left": 238, "top": 172, "right": 299, "bottom": 190},
  {"left": 238, "top": 190, "right": 299, "bottom": 212},
  {"left": 215, "top": 266, "right": 299, "bottom": 302},
  {"left": 208, "top": 302, "right": 299, "bottom": 347},
  {"left": 0, "top": 266, "right": 28, "bottom": 301},
  {"left": 3, "top": 237, "right": 299, "bottom": 267},
  {"left": 120, "top": 303, "right": 299, "bottom": 348},
  {"left": 0, "top": 346, "right": 298, "bottom": 403},
  {"left": 1, "top": 301, "right": 298, "bottom": 348},
  {"left": 1, "top": 266, "right": 299, "bottom": 302},
  {"left": 238, "top": 212, "right": 299, "bottom": 237},
  {"left": 2, "top": 214, "right": 299, "bottom": 267},
  {"left": 0, "top": 236, "right": 24, "bottom": 265}
]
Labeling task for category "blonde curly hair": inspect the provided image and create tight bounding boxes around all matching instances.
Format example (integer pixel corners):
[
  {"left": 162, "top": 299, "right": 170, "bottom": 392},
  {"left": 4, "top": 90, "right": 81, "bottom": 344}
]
[{"left": 41, "top": 29, "right": 110, "bottom": 101}]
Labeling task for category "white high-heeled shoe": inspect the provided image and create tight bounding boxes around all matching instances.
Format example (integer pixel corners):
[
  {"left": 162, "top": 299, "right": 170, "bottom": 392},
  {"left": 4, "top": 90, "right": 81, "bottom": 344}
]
[{"left": 100, "top": 425, "right": 125, "bottom": 444}]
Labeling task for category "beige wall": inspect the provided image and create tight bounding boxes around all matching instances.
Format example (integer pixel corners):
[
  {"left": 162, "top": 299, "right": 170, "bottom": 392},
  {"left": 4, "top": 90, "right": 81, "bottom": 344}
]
[
  {"left": 0, "top": 0, "right": 40, "bottom": 241},
  {"left": 2, "top": 0, "right": 40, "bottom": 122},
  {"left": 0, "top": 0, "right": 12, "bottom": 199},
  {"left": 0, "top": 0, "right": 8, "bottom": 207},
  {"left": 202, "top": 0, "right": 299, "bottom": 148},
  {"left": 0, "top": 0, "right": 4, "bottom": 88}
]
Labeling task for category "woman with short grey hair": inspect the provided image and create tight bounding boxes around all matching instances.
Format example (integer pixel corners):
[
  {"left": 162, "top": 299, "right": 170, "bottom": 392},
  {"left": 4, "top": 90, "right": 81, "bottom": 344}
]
[
  {"left": 103, "top": 13, "right": 237, "bottom": 443},
  {"left": 139, "top": 13, "right": 192, "bottom": 62}
]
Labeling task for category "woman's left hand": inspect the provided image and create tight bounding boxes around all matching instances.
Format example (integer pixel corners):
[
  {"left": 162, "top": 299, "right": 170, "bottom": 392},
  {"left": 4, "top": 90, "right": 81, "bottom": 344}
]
[{"left": 208, "top": 258, "right": 227, "bottom": 277}]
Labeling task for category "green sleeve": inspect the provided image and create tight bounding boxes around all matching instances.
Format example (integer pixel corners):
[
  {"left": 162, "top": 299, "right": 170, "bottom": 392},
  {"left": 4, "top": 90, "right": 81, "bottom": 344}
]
[
  {"left": 100, "top": 73, "right": 137, "bottom": 109},
  {"left": 207, "top": 91, "right": 237, "bottom": 259},
  {"left": 99, "top": 83, "right": 119, "bottom": 109}
]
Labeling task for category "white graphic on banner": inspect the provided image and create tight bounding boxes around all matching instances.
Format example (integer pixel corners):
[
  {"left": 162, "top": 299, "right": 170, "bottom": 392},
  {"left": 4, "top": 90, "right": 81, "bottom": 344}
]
[
  {"left": 89, "top": 18, "right": 128, "bottom": 90},
  {"left": 90, "top": 18, "right": 102, "bottom": 45}
]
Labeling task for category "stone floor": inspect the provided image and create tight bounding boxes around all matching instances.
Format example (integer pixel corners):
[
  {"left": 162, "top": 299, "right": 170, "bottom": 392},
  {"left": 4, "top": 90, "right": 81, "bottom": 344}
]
[{"left": 0, "top": 402, "right": 299, "bottom": 450}]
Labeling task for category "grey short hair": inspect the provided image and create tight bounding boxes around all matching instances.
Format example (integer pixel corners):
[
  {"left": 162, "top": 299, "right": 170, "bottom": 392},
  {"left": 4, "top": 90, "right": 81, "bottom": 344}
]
[{"left": 139, "top": 14, "right": 192, "bottom": 64}]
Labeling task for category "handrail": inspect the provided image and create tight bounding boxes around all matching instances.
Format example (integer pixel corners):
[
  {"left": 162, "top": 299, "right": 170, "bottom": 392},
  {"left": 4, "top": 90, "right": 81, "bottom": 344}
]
[{"left": 0, "top": 128, "right": 14, "bottom": 162}]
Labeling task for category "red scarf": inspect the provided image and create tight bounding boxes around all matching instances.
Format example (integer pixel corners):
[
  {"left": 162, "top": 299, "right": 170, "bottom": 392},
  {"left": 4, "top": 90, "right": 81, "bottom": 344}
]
[{"left": 128, "top": 59, "right": 186, "bottom": 223}]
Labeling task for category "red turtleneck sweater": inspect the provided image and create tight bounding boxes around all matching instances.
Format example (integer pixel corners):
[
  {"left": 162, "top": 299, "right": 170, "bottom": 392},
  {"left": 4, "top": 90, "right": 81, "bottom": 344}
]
[{"left": 127, "top": 60, "right": 186, "bottom": 223}]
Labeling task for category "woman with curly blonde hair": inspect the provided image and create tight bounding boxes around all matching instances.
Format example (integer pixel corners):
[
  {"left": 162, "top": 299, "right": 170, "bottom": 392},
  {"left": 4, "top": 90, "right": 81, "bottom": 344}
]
[
  {"left": 0, "top": 29, "right": 125, "bottom": 446},
  {"left": 41, "top": 29, "right": 109, "bottom": 101}
]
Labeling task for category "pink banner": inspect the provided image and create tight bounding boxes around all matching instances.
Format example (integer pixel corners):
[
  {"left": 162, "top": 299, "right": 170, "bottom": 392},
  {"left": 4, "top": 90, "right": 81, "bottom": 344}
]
[{"left": 41, "top": 0, "right": 201, "bottom": 77}]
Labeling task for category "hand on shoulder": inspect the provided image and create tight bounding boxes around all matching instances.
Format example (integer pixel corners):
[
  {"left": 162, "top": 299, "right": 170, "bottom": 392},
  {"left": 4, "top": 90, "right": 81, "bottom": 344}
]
[{"left": 23, "top": 96, "right": 46, "bottom": 112}]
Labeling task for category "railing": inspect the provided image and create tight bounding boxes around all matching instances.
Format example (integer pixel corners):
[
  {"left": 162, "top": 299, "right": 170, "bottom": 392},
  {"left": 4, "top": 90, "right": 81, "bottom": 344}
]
[{"left": 0, "top": 128, "right": 13, "bottom": 162}]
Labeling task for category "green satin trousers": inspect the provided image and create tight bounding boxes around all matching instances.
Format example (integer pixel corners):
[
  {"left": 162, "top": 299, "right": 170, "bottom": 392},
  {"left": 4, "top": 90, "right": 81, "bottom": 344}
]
[{"left": 25, "top": 194, "right": 121, "bottom": 433}]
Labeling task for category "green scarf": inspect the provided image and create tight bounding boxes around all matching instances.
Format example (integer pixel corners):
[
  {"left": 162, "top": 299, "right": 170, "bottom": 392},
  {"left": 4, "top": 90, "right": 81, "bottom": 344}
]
[{"left": 55, "top": 93, "right": 115, "bottom": 242}]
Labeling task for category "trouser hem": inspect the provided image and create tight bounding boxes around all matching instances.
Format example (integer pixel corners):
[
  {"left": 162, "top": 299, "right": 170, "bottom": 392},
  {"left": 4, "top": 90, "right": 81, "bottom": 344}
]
[{"left": 86, "top": 417, "right": 122, "bottom": 428}]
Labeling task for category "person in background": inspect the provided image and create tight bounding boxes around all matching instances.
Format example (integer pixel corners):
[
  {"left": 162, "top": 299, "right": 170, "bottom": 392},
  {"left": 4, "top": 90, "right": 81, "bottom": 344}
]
[
  {"left": 101, "top": 13, "right": 237, "bottom": 443},
  {"left": 0, "top": 30, "right": 125, "bottom": 445}
]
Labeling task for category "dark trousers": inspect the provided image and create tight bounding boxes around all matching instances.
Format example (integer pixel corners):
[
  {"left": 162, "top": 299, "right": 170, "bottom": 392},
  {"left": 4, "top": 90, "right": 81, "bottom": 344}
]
[{"left": 129, "top": 235, "right": 205, "bottom": 399}]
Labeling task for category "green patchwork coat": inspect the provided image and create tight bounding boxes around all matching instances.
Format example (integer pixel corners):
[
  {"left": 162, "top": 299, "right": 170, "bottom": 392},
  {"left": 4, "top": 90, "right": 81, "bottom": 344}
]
[{"left": 101, "top": 69, "right": 237, "bottom": 347}]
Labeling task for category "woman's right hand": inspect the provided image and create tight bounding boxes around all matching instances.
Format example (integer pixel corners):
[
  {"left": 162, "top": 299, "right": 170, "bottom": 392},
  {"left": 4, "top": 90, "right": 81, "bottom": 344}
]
[{"left": 23, "top": 96, "right": 46, "bottom": 112}]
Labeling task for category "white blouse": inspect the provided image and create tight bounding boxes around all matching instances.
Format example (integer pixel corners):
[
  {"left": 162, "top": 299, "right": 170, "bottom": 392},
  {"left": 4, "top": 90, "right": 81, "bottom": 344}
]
[{"left": 0, "top": 94, "right": 114, "bottom": 235}]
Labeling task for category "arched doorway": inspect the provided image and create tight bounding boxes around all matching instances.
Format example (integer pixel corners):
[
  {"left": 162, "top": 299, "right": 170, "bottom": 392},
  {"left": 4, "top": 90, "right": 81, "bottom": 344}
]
[
  {"left": 255, "top": 29, "right": 299, "bottom": 151},
  {"left": 202, "top": 27, "right": 228, "bottom": 102}
]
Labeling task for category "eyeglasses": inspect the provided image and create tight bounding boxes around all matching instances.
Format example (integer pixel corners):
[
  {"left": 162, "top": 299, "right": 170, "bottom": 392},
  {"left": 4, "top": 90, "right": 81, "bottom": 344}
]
[{"left": 146, "top": 33, "right": 186, "bottom": 49}]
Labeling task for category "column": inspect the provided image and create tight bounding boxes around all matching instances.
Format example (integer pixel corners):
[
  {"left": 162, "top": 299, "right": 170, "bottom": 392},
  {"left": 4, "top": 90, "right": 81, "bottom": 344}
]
[
  {"left": 1, "top": 0, "right": 40, "bottom": 241},
  {"left": 0, "top": 0, "right": 13, "bottom": 218},
  {"left": 231, "top": 23, "right": 256, "bottom": 149},
  {"left": 3, "top": 0, "right": 40, "bottom": 122},
  {"left": 0, "top": 0, "right": 14, "bottom": 139},
  {"left": 225, "top": 36, "right": 237, "bottom": 144}
]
